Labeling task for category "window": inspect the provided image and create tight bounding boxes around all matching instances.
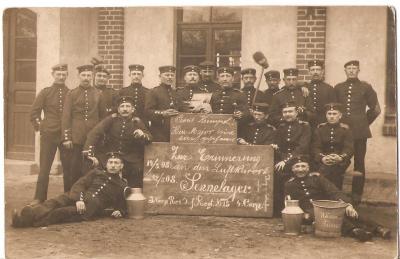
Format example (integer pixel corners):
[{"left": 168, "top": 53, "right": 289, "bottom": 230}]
[{"left": 176, "top": 7, "right": 242, "bottom": 87}]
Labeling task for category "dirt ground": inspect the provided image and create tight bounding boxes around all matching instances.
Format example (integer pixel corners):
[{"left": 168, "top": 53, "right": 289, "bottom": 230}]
[{"left": 4, "top": 165, "right": 398, "bottom": 259}]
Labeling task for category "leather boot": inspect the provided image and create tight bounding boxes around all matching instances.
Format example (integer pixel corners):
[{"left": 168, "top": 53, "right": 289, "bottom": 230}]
[
  {"left": 352, "top": 228, "right": 373, "bottom": 242},
  {"left": 375, "top": 226, "right": 391, "bottom": 239}
]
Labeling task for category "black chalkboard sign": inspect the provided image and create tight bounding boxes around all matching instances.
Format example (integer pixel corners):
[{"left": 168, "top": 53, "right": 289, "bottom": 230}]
[
  {"left": 170, "top": 113, "right": 237, "bottom": 144},
  {"left": 143, "top": 143, "right": 274, "bottom": 217}
]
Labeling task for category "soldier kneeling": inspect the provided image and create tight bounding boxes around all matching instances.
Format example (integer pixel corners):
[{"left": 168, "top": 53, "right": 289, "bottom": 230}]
[
  {"left": 11, "top": 152, "right": 128, "bottom": 228},
  {"left": 284, "top": 155, "right": 391, "bottom": 242}
]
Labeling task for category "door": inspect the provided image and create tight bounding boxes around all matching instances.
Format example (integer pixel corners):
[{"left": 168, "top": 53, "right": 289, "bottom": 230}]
[{"left": 4, "top": 8, "right": 37, "bottom": 160}]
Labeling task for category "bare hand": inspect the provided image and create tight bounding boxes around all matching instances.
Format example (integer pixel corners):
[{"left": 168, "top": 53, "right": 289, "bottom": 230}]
[
  {"left": 233, "top": 110, "right": 243, "bottom": 119},
  {"left": 237, "top": 138, "right": 249, "bottom": 145},
  {"left": 88, "top": 156, "right": 99, "bottom": 167},
  {"left": 322, "top": 156, "right": 335, "bottom": 165},
  {"left": 133, "top": 129, "right": 145, "bottom": 138},
  {"left": 111, "top": 210, "right": 122, "bottom": 218},
  {"left": 301, "top": 86, "right": 309, "bottom": 97},
  {"left": 275, "top": 161, "right": 286, "bottom": 171},
  {"left": 76, "top": 201, "right": 86, "bottom": 214},
  {"left": 162, "top": 109, "right": 179, "bottom": 117},
  {"left": 345, "top": 204, "right": 358, "bottom": 218},
  {"left": 63, "top": 140, "right": 73, "bottom": 149},
  {"left": 270, "top": 144, "right": 278, "bottom": 150}
]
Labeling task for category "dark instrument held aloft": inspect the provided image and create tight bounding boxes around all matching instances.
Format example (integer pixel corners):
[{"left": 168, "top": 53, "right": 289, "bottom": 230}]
[{"left": 251, "top": 51, "right": 269, "bottom": 108}]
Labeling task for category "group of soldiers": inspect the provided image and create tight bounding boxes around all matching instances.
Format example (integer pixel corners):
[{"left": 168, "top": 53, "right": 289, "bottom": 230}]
[{"left": 11, "top": 58, "right": 390, "bottom": 241}]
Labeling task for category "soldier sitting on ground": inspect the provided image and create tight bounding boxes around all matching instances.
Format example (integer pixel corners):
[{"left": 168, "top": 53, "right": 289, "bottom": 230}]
[
  {"left": 284, "top": 155, "right": 391, "bottom": 242},
  {"left": 11, "top": 152, "right": 128, "bottom": 228}
]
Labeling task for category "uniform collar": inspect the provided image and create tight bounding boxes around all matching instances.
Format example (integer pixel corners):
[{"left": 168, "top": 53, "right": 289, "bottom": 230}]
[
  {"left": 310, "top": 79, "right": 322, "bottom": 84},
  {"left": 79, "top": 84, "right": 92, "bottom": 90},
  {"left": 242, "top": 85, "right": 255, "bottom": 91},
  {"left": 249, "top": 119, "right": 268, "bottom": 126},
  {"left": 160, "top": 83, "right": 173, "bottom": 89},
  {"left": 95, "top": 84, "right": 106, "bottom": 91},
  {"left": 346, "top": 78, "right": 360, "bottom": 84},
  {"left": 130, "top": 83, "right": 142, "bottom": 88},
  {"left": 52, "top": 83, "right": 66, "bottom": 88}
]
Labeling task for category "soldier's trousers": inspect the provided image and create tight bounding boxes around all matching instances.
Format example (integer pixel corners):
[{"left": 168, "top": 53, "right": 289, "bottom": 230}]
[
  {"left": 122, "top": 161, "right": 143, "bottom": 188},
  {"left": 352, "top": 138, "right": 367, "bottom": 198},
  {"left": 34, "top": 131, "right": 69, "bottom": 201},
  {"left": 319, "top": 160, "right": 351, "bottom": 190},
  {"left": 273, "top": 167, "right": 293, "bottom": 217},
  {"left": 64, "top": 144, "right": 84, "bottom": 192}
]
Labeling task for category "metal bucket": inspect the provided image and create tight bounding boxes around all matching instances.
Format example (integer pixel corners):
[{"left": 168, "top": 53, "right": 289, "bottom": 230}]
[
  {"left": 125, "top": 188, "right": 146, "bottom": 219},
  {"left": 312, "top": 200, "right": 348, "bottom": 237}
]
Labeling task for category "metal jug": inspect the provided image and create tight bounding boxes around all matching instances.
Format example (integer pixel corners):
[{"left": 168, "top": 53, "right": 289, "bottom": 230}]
[
  {"left": 281, "top": 200, "right": 304, "bottom": 235},
  {"left": 125, "top": 188, "right": 146, "bottom": 219}
]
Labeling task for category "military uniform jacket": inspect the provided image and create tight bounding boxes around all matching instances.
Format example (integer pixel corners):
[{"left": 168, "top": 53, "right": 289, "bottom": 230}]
[
  {"left": 210, "top": 87, "right": 249, "bottom": 115},
  {"left": 30, "top": 83, "right": 69, "bottom": 134},
  {"left": 312, "top": 122, "right": 354, "bottom": 163},
  {"left": 238, "top": 120, "right": 276, "bottom": 145},
  {"left": 69, "top": 168, "right": 128, "bottom": 216},
  {"left": 306, "top": 80, "right": 336, "bottom": 125},
  {"left": 335, "top": 78, "right": 379, "bottom": 139},
  {"left": 61, "top": 85, "right": 101, "bottom": 145},
  {"left": 84, "top": 114, "right": 152, "bottom": 165},
  {"left": 269, "top": 86, "right": 316, "bottom": 126},
  {"left": 284, "top": 173, "right": 352, "bottom": 212},
  {"left": 263, "top": 88, "right": 279, "bottom": 105},
  {"left": 276, "top": 120, "right": 311, "bottom": 160},
  {"left": 197, "top": 80, "right": 220, "bottom": 93},
  {"left": 175, "top": 85, "right": 196, "bottom": 113},
  {"left": 241, "top": 86, "right": 269, "bottom": 107},
  {"left": 97, "top": 85, "right": 118, "bottom": 120},
  {"left": 118, "top": 83, "right": 150, "bottom": 120}
]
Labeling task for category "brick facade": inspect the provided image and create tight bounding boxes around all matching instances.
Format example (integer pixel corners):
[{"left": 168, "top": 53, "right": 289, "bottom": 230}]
[
  {"left": 296, "top": 7, "right": 327, "bottom": 82},
  {"left": 97, "top": 7, "right": 124, "bottom": 89}
]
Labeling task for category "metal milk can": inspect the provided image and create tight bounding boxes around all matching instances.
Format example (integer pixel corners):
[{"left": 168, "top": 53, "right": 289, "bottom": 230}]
[
  {"left": 281, "top": 200, "right": 304, "bottom": 235},
  {"left": 125, "top": 188, "right": 146, "bottom": 219}
]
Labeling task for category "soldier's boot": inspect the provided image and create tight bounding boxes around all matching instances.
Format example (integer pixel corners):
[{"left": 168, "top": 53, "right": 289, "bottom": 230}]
[
  {"left": 33, "top": 206, "right": 82, "bottom": 227},
  {"left": 375, "top": 226, "right": 391, "bottom": 239},
  {"left": 351, "top": 228, "right": 373, "bottom": 242}
]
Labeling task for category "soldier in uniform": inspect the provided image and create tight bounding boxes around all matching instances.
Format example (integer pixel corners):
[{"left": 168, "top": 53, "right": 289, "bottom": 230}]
[
  {"left": 273, "top": 101, "right": 311, "bottom": 216},
  {"left": 29, "top": 64, "right": 70, "bottom": 205},
  {"left": 210, "top": 67, "right": 249, "bottom": 120},
  {"left": 237, "top": 103, "right": 276, "bottom": 146},
  {"left": 305, "top": 60, "right": 336, "bottom": 127},
  {"left": 145, "top": 65, "right": 180, "bottom": 142},
  {"left": 269, "top": 68, "right": 315, "bottom": 126},
  {"left": 62, "top": 64, "right": 101, "bottom": 192},
  {"left": 94, "top": 65, "right": 118, "bottom": 120},
  {"left": 284, "top": 156, "right": 391, "bottom": 242},
  {"left": 197, "top": 60, "right": 220, "bottom": 93},
  {"left": 334, "top": 60, "right": 381, "bottom": 203},
  {"left": 263, "top": 70, "right": 281, "bottom": 105},
  {"left": 118, "top": 64, "right": 149, "bottom": 121},
  {"left": 11, "top": 152, "right": 129, "bottom": 228},
  {"left": 312, "top": 103, "right": 354, "bottom": 189},
  {"left": 240, "top": 68, "right": 268, "bottom": 108},
  {"left": 84, "top": 96, "right": 152, "bottom": 187}
]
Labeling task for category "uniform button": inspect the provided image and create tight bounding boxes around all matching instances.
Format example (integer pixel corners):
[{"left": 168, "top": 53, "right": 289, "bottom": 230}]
[
  {"left": 306, "top": 192, "right": 310, "bottom": 195},
  {"left": 287, "top": 138, "right": 290, "bottom": 141},
  {"left": 108, "top": 177, "right": 112, "bottom": 180},
  {"left": 92, "top": 194, "right": 95, "bottom": 197},
  {"left": 222, "top": 92, "right": 226, "bottom": 95},
  {"left": 221, "top": 100, "right": 224, "bottom": 103},
  {"left": 301, "top": 181, "right": 304, "bottom": 183},
  {"left": 255, "top": 132, "right": 258, "bottom": 135}
]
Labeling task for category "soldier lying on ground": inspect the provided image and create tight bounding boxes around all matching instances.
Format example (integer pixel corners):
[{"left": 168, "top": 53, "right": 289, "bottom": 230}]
[
  {"left": 284, "top": 155, "right": 391, "bottom": 242},
  {"left": 11, "top": 152, "right": 128, "bottom": 228}
]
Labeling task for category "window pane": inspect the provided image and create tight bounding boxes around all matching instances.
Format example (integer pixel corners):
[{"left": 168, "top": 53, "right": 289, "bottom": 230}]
[
  {"left": 181, "top": 30, "right": 207, "bottom": 55},
  {"left": 214, "top": 29, "right": 241, "bottom": 55},
  {"left": 215, "top": 55, "right": 241, "bottom": 68},
  {"left": 212, "top": 7, "right": 242, "bottom": 22},
  {"left": 178, "top": 57, "right": 206, "bottom": 79},
  {"left": 16, "top": 9, "right": 36, "bottom": 37},
  {"left": 181, "top": 7, "right": 211, "bottom": 23},
  {"left": 15, "top": 61, "right": 36, "bottom": 82},
  {"left": 15, "top": 38, "right": 36, "bottom": 59}
]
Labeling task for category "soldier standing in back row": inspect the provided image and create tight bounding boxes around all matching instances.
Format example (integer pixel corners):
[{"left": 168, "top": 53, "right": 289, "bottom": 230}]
[
  {"left": 29, "top": 64, "right": 70, "bottom": 205},
  {"left": 263, "top": 70, "right": 281, "bottom": 105},
  {"left": 334, "top": 60, "right": 381, "bottom": 204},
  {"left": 305, "top": 60, "right": 336, "bottom": 127},
  {"left": 197, "top": 61, "right": 220, "bottom": 93},
  {"left": 62, "top": 64, "right": 101, "bottom": 192},
  {"left": 240, "top": 68, "right": 268, "bottom": 107},
  {"left": 269, "top": 68, "right": 315, "bottom": 127},
  {"left": 94, "top": 65, "right": 118, "bottom": 120},
  {"left": 145, "top": 66, "right": 181, "bottom": 142},
  {"left": 118, "top": 64, "right": 149, "bottom": 122}
]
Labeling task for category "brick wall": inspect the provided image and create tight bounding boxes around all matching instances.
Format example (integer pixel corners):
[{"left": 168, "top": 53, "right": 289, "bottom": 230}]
[
  {"left": 97, "top": 7, "right": 124, "bottom": 89},
  {"left": 296, "top": 7, "right": 327, "bottom": 82}
]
